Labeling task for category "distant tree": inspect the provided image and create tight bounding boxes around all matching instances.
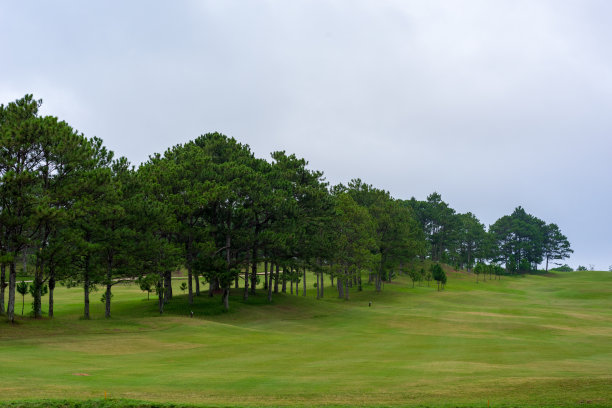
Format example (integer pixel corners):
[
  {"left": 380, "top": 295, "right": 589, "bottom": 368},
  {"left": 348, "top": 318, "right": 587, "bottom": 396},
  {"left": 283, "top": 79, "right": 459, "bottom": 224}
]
[
  {"left": 473, "top": 262, "right": 485, "bottom": 283},
  {"left": 138, "top": 275, "right": 156, "bottom": 300},
  {"left": 408, "top": 269, "right": 420, "bottom": 288},
  {"left": 424, "top": 268, "right": 432, "bottom": 287},
  {"left": 489, "top": 207, "right": 547, "bottom": 273},
  {"left": 551, "top": 264, "right": 573, "bottom": 272},
  {"left": 577, "top": 265, "right": 587, "bottom": 271},
  {"left": 542, "top": 223, "right": 573, "bottom": 272},
  {"left": 16, "top": 281, "right": 28, "bottom": 316},
  {"left": 430, "top": 263, "right": 446, "bottom": 291},
  {"left": 455, "top": 212, "right": 486, "bottom": 271},
  {"left": 180, "top": 282, "right": 188, "bottom": 294}
]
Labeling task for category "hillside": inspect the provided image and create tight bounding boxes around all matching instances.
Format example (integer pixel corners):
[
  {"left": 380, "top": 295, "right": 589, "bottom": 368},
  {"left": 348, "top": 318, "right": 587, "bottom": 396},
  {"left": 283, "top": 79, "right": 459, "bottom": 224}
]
[{"left": 1, "top": 270, "right": 611, "bottom": 407}]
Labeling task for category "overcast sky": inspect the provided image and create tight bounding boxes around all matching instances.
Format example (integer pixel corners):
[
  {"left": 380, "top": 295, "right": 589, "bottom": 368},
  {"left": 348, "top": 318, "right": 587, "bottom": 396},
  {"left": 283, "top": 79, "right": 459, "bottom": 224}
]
[{"left": 2, "top": 1, "right": 611, "bottom": 270}]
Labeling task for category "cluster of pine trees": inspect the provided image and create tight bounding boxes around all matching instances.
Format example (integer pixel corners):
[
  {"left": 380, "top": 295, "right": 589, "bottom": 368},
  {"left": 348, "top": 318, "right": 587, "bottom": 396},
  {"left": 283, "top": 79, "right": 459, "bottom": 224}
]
[
  {"left": 405, "top": 194, "right": 573, "bottom": 274},
  {"left": 0, "top": 95, "right": 572, "bottom": 323}
]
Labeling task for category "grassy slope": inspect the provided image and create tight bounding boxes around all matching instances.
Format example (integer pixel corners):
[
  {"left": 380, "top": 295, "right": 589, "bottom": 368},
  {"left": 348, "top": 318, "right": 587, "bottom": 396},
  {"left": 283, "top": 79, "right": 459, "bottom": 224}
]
[{"left": 1, "top": 270, "right": 611, "bottom": 407}]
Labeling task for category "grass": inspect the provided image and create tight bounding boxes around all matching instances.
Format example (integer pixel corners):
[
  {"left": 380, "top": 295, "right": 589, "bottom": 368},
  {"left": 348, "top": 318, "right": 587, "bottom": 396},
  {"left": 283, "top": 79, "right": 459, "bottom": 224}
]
[{"left": 1, "top": 269, "right": 611, "bottom": 407}]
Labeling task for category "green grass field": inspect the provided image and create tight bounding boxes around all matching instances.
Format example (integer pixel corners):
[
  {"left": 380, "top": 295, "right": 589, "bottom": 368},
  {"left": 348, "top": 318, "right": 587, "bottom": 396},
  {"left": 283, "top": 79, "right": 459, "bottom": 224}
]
[{"left": 1, "top": 269, "right": 611, "bottom": 407}]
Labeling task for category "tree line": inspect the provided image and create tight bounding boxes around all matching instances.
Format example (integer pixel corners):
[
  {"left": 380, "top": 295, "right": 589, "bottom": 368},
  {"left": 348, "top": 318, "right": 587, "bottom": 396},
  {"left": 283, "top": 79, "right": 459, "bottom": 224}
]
[{"left": 0, "top": 95, "right": 572, "bottom": 323}]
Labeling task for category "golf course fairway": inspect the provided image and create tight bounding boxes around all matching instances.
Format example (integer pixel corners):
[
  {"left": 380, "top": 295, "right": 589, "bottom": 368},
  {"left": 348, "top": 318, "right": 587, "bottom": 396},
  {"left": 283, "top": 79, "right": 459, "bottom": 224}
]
[{"left": 1, "top": 269, "right": 611, "bottom": 407}]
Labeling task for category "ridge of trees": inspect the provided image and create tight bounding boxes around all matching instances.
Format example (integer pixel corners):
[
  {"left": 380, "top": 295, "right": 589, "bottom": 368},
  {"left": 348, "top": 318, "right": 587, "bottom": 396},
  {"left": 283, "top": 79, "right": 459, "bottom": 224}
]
[{"left": 0, "top": 95, "right": 573, "bottom": 322}]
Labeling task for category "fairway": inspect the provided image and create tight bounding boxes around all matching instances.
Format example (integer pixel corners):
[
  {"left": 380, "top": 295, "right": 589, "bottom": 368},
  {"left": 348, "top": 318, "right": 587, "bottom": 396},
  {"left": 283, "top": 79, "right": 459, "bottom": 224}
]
[{"left": 1, "top": 270, "right": 611, "bottom": 407}]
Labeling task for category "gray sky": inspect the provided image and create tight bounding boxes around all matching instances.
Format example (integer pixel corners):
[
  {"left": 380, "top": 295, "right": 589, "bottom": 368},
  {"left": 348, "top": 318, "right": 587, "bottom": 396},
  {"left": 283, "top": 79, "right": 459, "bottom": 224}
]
[{"left": 2, "top": 1, "right": 611, "bottom": 270}]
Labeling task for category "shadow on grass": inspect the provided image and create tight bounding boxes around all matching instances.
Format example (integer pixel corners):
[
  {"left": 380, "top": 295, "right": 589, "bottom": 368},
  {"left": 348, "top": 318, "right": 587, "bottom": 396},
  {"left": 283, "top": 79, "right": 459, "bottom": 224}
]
[{"left": 162, "top": 291, "right": 277, "bottom": 318}]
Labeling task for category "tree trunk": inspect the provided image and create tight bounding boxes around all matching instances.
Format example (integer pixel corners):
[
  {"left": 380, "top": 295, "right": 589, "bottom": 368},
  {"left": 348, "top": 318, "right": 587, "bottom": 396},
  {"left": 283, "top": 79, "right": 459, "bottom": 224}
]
[
  {"left": 83, "top": 256, "right": 90, "bottom": 320},
  {"left": 290, "top": 269, "right": 294, "bottom": 295},
  {"left": 250, "top": 246, "right": 257, "bottom": 295},
  {"left": 331, "top": 275, "right": 335, "bottom": 287},
  {"left": 344, "top": 270, "right": 350, "bottom": 300},
  {"left": 194, "top": 271, "right": 200, "bottom": 296},
  {"left": 187, "top": 264, "right": 193, "bottom": 305},
  {"left": 1, "top": 264, "right": 6, "bottom": 315},
  {"left": 223, "top": 232, "right": 231, "bottom": 311},
  {"left": 22, "top": 249, "right": 27, "bottom": 275},
  {"left": 222, "top": 288, "right": 229, "bottom": 310},
  {"left": 267, "top": 264, "right": 273, "bottom": 303},
  {"left": 358, "top": 273, "right": 362, "bottom": 291},
  {"left": 337, "top": 275, "right": 344, "bottom": 298},
  {"left": 158, "top": 270, "right": 165, "bottom": 314},
  {"left": 282, "top": 269, "right": 286, "bottom": 293},
  {"left": 164, "top": 270, "right": 172, "bottom": 302},
  {"left": 264, "top": 258, "right": 268, "bottom": 291},
  {"left": 302, "top": 267, "right": 306, "bottom": 297},
  {"left": 48, "top": 272, "right": 55, "bottom": 318},
  {"left": 33, "top": 260, "right": 43, "bottom": 318},
  {"left": 243, "top": 263, "right": 249, "bottom": 300},
  {"left": 274, "top": 263, "right": 279, "bottom": 294},
  {"left": 316, "top": 272, "right": 320, "bottom": 299},
  {"left": 105, "top": 263, "right": 112, "bottom": 318},
  {"left": 321, "top": 272, "right": 324, "bottom": 298}
]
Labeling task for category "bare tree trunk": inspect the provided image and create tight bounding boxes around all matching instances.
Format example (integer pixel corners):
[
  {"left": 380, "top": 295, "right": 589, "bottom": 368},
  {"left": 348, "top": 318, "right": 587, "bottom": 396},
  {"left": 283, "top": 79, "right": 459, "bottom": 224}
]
[
  {"left": 267, "top": 263, "right": 273, "bottom": 303},
  {"left": 158, "top": 270, "right": 165, "bottom": 314},
  {"left": 250, "top": 246, "right": 257, "bottom": 295},
  {"left": 264, "top": 258, "right": 268, "bottom": 290},
  {"left": 321, "top": 272, "right": 324, "bottom": 298},
  {"left": 164, "top": 271, "right": 172, "bottom": 302},
  {"left": 243, "top": 262, "right": 249, "bottom": 300},
  {"left": 105, "top": 268, "right": 112, "bottom": 318},
  {"left": 290, "top": 269, "right": 294, "bottom": 295},
  {"left": 22, "top": 249, "right": 27, "bottom": 275},
  {"left": 274, "top": 263, "right": 279, "bottom": 294},
  {"left": 337, "top": 275, "right": 343, "bottom": 298},
  {"left": 302, "top": 266, "right": 306, "bottom": 297},
  {"left": 32, "top": 255, "right": 44, "bottom": 318},
  {"left": 83, "top": 255, "right": 91, "bottom": 320},
  {"left": 48, "top": 271, "right": 55, "bottom": 318},
  {"left": 282, "top": 268, "right": 286, "bottom": 293},
  {"left": 316, "top": 272, "right": 320, "bottom": 299},
  {"left": 223, "top": 233, "right": 231, "bottom": 311},
  {"left": 1, "top": 264, "right": 7, "bottom": 315},
  {"left": 7, "top": 262, "right": 17, "bottom": 323},
  {"left": 344, "top": 273, "right": 349, "bottom": 300},
  {"left": 187, "top": 239, "right": 194, "bottom": 303},
  {"left": 194, "top": 271, "right": 200, "bottom": 296},
  {"left": 187, "top": 265, "right": 193, "bottom": 305}
]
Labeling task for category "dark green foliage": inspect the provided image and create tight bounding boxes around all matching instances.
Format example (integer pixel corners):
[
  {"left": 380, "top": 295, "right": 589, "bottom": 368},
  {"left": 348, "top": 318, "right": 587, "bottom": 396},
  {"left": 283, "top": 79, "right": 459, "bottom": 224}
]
[
  {"left": 577, "top": 265, "right": 588, "bottom": 271},
  {"left": 489, "top": 207, "right": 572, "bottom": 274},
  {"left": 0, "top": 94, "right": 575, "bottom": 320},
  {"left": 430, "top": 263, "right": 446, "bottom": 291}
]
